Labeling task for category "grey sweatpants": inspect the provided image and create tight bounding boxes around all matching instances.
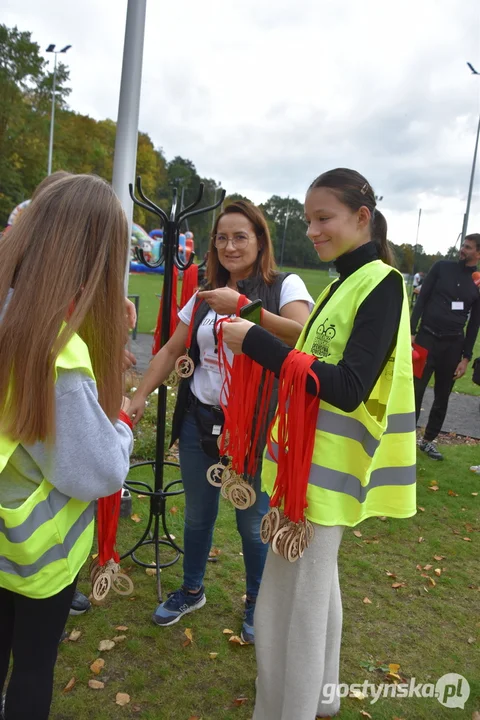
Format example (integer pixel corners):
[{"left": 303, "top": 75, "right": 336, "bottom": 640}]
[{"left": 253, "top": 524, "right": 345, "bottom": 720}]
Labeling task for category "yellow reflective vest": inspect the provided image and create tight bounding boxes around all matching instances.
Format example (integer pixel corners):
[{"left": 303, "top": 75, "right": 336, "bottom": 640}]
[
  {"left": 0, "top": 333, "right": 96, "bottom": 598},
  {"left": 263, "top": 259, "right": 416, "bottom": 527}
]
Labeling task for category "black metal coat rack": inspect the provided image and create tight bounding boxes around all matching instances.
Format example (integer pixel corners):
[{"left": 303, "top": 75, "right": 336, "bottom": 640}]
[{"left": 121, "top": 177, "right": 225, "bottom": 601}]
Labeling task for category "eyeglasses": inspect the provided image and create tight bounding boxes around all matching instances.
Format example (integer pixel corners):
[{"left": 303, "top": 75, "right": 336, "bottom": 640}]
[{"left": 213, "top": 232, "right": 253, "bottom": 250}]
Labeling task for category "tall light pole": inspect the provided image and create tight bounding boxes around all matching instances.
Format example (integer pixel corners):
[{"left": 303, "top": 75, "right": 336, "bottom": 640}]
[
  {"left": 111, "top": 0, "right": 147, "bottom": 292},
  {"left": 46, "top": 44, "right": 71, "bottom": 175},
  {"left": 461, "top": 62, "right": 480, "bottom": 244},
  {"left": 280, "top": 196, "right": 290, "bottom": 268}
]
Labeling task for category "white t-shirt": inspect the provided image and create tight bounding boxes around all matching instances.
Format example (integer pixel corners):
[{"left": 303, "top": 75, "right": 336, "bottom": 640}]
[{"left": 178, "top": 275, "right": 314, "bottom": 406}]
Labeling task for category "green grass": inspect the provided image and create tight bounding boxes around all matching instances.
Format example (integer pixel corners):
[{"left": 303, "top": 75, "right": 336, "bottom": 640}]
[{"left": 51, "top": 441, "right": 480, "bottom": 719}]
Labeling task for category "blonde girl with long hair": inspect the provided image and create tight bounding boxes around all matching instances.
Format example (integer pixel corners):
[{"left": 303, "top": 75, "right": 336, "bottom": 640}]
[{"left": 0, "top": 174, "right": 134, "bottom": 720}]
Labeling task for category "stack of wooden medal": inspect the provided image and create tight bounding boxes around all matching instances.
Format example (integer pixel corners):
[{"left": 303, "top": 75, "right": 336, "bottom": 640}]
[
  {"left": 90, "top": 557, "right": 134, "bottom": 603},
  {"left": 206, "top": 432, "right": 257, "bottom": 510},
  {"left": 260, "top": 508, "right": 314, "bottom": 562}
]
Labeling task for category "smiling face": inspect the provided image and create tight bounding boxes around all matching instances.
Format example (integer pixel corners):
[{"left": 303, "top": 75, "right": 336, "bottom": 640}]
[
  {"left": 215, "top": 213, "right": 260, "bottom": 280},
  {"left": 304, "top": 187, "right": 372, "bottom": 263}
]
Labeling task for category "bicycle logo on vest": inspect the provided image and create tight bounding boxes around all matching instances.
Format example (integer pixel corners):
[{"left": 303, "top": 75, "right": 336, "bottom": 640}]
[{"left": 311, "top": 319, "right": 336, "bottom": 358}]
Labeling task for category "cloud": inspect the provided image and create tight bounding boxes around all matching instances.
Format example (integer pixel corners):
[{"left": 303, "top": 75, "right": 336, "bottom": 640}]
[{"left": 2, "top": 0, "right": 480, "bottom": 252}]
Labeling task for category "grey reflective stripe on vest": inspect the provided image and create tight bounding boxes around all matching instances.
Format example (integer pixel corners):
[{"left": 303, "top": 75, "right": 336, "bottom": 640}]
[
  {"left": 385, "top": 412, "right": 416, "bottom": 434},
  {"left": 0, "top": 487, "right": 71, "bottom": 544},
  {"left": 315, "top": 410, "right": 416, "bottom": 458},
  {"left": 0, "top": 503, "right": 94, "bottom": 577},
  {"left": 308, "top": 464, "right": 416, "bottom": 503}
]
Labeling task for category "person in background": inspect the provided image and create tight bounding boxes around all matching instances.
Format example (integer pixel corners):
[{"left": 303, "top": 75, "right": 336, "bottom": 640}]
[
  {"left": 222, "top": 168, "right": 416, "bottom": 719},
  {"left": 128, "top": 200, "right": 313, "bottom": 643},
  {"left": 0, "top": 175, "right": 133, "bottom": 720},
  {"left": 411, "top": 234, "right": 480, "bottom": 460}
]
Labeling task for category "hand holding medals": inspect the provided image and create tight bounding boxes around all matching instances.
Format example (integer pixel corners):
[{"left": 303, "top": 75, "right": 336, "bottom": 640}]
[
  {"left": 206, "top": 295, "right": 275, "bottom": 510},
  {"left": 261, "top": 350, "right": 320, "bottom": 562},
  {"left": 174, "top": 298, "right": 202, "bottom": 380}
]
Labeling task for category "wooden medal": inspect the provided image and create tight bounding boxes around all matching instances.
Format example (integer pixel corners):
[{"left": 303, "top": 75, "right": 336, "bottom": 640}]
[
  {"left": 111, "top": 573, "right": 134, "bottom": 596},
  {"left": 206, "top": 463, "right": 225, "bottom": 487},
  {"left": 175, "top": 354, "right": 195, "bottom": 378},
  {"left": 92, "top": 572, "right": 111, "bottom": 602},
  {"left": 260, "top": 512, "right": 272, "bottom": 544}
]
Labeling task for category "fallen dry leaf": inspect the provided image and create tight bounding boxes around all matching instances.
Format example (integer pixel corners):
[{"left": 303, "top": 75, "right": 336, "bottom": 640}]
[
  {"left": 98, "top": 639, "right": 115, "bottom": 652},
  {"left": 115, "top": 625, "right": 128, "bottom": 631},
  {"left": 453, "top": 529, "right": 461, "bottom": 535},
  {"left": 68, "top": 629, "right": 81, "bottom": 642},
  {"left": 428, "top": 577, "right": 436, "bottom": 587},
  {"left": 389, "top": 663, "right": 401, "bottom": 674},
  {"left": 423, "top": 564, "right": 433, "bottom": 571},
  {"left": 448, "top": 489, "right": 459, "bottom": 496},
  {"left": 88, "top": 679, "right": 105, "bottom": 690},
  {"left": 378, "top": 516, "right": 387, "bottom": 521},
  {"left": 137, "top": 494, "right": 148, "bottom": 499},
  {"left": 63, "top": 677, "right": 76, "bottom": 693},
  {"left": 145, "top": 568, "right": 158, "bottom": 576},
  {"left": 183, "top": 628, "right": 194, "bottom": 647},
  {"left": 188, "top": 717, "right": 201, "bottom": 720},
  {"left": 433, "top": 555, "right": 445, "bottom": 561},
  {"left": 386, "top": 571, "right": 397, "bottom": 578},
  {"left": 223, "top": 629, "right": 234, "bottom": 635},
  {"left": 428, "top": 485, "right": 439, "bottom": 492},
  {"left": 463, "top": 537, "right": 472, "bottom": 542},
  {"left": 418, "top": 537, "right": 425, "bottom": 543},
  {"left": 90, "top": 659, "right": 105, "bottom": 674},
  {"left": 360, "top": 712, "right": 372, "bottom": 719},
  {"left": 113, "top": 635, "right": 127, "bottom": 643},
  {"left": 115, "top": 693, "right": 130, "bottom": 706},
  {"left": 471, "top": 712, "right": 480, "bottom": 720},
  {"left": 434, "top": 568, "right": 442, "bottom": 577},
  {"left": 209, "top": 547, "right": 222, "bottom": 557},
  {"left": 233, "top": 697, "right": 248, "bottom": 706},
  {"left": 391, "top": 582, "right": 406, "bottom": 589},
  {"left": 229, "top": 635, "right": 247, "bottom": 646},
  {"left": 353, "top": 530, "right": 362, "bottom": 538},
  {"left": 209, "top": 652, "right": 218, "bottom": 659},
  {"left": 467, "top": 637, "right": 475, "bottom": 644},
  {"left": 363, "top": 597, "right": 372, "bottom": 604},
  {"left": 130, "top": 513, "right": 141, "bottom": 523},
  {"left": 169, "top": 506, "right": 178, "bottom": 514},
  {"left": 349, "top": 689, "right": 366, "bottom": 700},
  {"left": 416, "top": 564, "right": 423, "bottom": 571},
  {"left": 472, "top": 492, "right": 478, "bottom": 497},
  {"left": 417, "top": 506, "right": 425, "bottom": 512}
]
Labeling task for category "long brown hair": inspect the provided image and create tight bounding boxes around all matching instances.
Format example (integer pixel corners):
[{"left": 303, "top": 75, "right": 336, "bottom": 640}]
[
  {"left": 206, "top": 200, "right": 277, "bottom": 288},
  {"left": 309, "top": 168, "right": 396, "bottom": 267},
  {"left": 0, "top": 174, "right": 128, "bottom": 444}
]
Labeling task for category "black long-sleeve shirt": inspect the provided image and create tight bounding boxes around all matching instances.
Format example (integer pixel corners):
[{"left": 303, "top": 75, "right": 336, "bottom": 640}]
[
  {"left": 243, "top": 242, "right": 404, "bottom": 412},
  {"left": 410, "top": 260, "right": 480, "bottom": 360}
]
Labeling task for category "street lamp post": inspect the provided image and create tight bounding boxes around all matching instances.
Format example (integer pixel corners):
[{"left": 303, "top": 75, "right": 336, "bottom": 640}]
[
  {"left": 46, "top": 44, "right": 71, "bottom": 175},
  {"left": 280, "top": 196, "right": 290, "bottom": 268},
  {"left": 461, "top": 62, "right": 480, "bottom": 244}
]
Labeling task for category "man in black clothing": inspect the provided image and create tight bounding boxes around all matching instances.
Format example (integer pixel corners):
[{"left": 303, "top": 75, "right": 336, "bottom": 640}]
[{"left": 411, "top": 234, "right": 480, "bottom": 460}]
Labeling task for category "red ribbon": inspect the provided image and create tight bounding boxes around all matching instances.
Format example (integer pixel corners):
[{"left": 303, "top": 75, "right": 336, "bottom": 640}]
[
  {"left": 217, "top": 295, "right": 275, "bottom": 480},
  {"left": 152, "top": 266, "right": 179, "bottom": 355},
  {"left": 267, "top": 350, "right": 320, "bottom": 523},
  {"left": 180, "top": 263, "right": 199, "bottom": 308}
]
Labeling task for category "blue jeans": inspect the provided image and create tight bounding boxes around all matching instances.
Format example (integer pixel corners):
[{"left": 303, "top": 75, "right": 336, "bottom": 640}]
[{"left": 179, "top": 407, "right": 269, "bottom": 599}]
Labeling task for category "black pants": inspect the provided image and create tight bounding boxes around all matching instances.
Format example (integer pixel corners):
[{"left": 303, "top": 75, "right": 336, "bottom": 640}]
[
  {"left": 414, "top": 329, "right": 464, "bottom": 442},
  {"left": 0, "top": 579, "right": 76, "bottom": 720}
]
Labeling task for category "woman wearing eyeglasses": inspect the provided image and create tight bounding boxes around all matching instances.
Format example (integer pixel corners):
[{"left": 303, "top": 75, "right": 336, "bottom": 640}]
[{"left": 129, "top": 200, "right": 313, "bottom": 642}]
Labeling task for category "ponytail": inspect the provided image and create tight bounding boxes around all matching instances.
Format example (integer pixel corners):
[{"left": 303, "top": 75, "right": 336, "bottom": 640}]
[
  {"left": 373, "top": 210, "right": 396, "bottom": 267},
  {"left": 309, "top": 168, "right": 396, "bottom": 267}
]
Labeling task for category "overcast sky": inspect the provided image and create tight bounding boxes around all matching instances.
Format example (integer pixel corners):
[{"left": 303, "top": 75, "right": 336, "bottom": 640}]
[{"left": 2, "top": 0, "right": 480, "bottom": 254}]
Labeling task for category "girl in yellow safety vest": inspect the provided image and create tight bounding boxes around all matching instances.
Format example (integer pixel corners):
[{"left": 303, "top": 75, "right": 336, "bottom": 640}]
[
  {"left": 223, "top": 168, "right": 416, "bottom": 720},
  {"left": 0, "top": 174, "right": 134, "bottom": 720}
]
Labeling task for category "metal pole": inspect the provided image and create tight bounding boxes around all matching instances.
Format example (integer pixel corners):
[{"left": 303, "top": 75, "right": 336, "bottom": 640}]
[
  {"left": 47, "top": 53, "right": 57, "bottom": 176},
  {"left": 211, "top": 186, "right": 219, "bottom": 232},
  {"left": 112, "top": 0, "right": 147, "bottom": 293},
  {"left": 280, "top": 197, "right": 290, "bottom": 268},
  {"left": 461, "top": 110, "right": 480, "bottom": 244},
  {"left": 412, "top": 208, "right": 422, "bottom": 280}
]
